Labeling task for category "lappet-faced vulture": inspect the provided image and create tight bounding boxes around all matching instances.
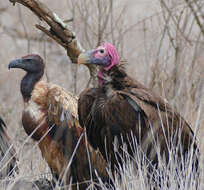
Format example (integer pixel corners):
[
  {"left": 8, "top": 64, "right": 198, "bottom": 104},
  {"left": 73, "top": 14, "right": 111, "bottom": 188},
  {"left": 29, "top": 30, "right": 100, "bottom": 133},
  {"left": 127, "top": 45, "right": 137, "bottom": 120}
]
[
  {"left": 77, "top": 43, "right": 199, "bottom": 180},
  {"left": 8, "top": 55, "right": 109, "bottom": 189}
]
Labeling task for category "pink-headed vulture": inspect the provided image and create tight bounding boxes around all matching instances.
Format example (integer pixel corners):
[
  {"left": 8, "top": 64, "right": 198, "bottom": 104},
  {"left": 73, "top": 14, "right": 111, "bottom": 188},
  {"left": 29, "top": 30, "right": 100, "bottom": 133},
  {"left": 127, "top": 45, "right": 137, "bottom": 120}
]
[
  {"left": 0, "top": 116, "right": 18, "bottom": 178},
  {"left": 77, "top": 43, "right": 199, "bottom": 174},
  {"left": 8, "top": 55, "right": 109, "bottom": 189}
]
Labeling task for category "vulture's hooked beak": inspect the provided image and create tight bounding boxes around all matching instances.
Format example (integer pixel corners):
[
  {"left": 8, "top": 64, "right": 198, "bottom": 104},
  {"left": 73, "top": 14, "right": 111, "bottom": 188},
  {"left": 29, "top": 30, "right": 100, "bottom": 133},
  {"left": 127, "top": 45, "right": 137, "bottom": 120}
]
[
  {"left": 77, "top": 51, "right": 93, "bottom": 65},
  {"left": 8, "top": 59, "right": 23, "bottom": 70}
]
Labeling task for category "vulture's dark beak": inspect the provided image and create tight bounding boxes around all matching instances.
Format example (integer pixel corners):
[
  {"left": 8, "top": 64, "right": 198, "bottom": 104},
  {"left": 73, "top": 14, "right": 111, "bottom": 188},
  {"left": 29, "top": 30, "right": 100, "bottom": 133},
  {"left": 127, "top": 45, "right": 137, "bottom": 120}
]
[
  {"left": 77, "top": 51, "right": 92, "bottom": 65},
  {"left": 8, "top": 59, "right": 23, "bottom": 70}
]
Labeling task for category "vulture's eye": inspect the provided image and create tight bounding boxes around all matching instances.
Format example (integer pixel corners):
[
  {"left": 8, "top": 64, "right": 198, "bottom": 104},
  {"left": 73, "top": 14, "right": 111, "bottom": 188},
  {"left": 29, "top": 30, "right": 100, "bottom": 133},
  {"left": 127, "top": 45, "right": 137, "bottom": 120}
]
[{"left": 99, "top": 49, "right": 105, "bottom": 54}]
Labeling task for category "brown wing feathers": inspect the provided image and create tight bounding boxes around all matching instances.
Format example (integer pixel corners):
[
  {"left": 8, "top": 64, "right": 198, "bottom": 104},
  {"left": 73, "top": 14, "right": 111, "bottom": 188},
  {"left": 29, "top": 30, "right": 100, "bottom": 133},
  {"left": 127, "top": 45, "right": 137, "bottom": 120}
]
[
  {"left": 46, "top": 90, "right": 109, "bottom": 188},
  {"left": 26, "top": 82, "right": 109, "bottom": 187}
]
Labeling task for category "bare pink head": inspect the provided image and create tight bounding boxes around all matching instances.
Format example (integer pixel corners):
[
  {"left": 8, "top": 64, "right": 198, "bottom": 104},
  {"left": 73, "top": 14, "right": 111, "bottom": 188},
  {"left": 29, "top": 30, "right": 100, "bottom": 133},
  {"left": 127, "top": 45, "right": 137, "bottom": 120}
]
[
  {"left": 78, "top": 42, "right": 119, "bottom": 71},
  {"left": 103, "top": 42, "right": 119, "bottom": 70}
]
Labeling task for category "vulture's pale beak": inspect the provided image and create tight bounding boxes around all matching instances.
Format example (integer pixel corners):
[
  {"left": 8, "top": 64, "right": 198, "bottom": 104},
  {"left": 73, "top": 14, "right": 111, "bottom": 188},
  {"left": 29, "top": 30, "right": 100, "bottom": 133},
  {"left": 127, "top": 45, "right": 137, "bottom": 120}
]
[
  {"left": 77, "top": 51, "right": 92, "bottom": 65},
  {"left": 8, "top": 59, "right": 23, "bottom": 69}
]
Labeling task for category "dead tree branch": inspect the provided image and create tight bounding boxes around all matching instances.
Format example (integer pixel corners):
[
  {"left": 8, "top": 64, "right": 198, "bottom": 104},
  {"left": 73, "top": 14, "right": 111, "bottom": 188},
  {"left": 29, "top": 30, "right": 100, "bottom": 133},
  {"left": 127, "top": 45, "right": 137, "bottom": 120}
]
[{"left": 8, "top": 0, "right": 98, "bottom": 87}]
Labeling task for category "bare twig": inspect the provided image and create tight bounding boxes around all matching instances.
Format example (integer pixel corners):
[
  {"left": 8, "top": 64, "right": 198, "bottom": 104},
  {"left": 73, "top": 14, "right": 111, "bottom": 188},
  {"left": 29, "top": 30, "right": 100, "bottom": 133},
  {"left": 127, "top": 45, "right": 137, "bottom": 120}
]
[
  {"left": 17, "top": 5, "right": 30, "bottom": 53},
  {"left": 43, "top": 39, "right": 50, "bottom": 82},
  {"left": 160, "top": 0, "right": 192, "bottom": 45},
  {"left": 184, "top": 0, "right": 204, "bottom": 37}
]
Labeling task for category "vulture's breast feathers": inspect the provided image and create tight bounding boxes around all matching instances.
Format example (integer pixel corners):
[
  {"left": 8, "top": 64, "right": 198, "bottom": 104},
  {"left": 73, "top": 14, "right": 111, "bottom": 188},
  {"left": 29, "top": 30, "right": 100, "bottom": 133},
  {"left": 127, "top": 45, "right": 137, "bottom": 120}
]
[{"left": 22, "top": 81, "right": 48, "bottom": 140}]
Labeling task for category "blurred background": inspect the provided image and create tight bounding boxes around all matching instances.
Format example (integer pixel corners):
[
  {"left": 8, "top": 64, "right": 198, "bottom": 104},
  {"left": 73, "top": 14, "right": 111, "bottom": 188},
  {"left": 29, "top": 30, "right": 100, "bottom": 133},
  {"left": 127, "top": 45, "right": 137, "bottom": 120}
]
[{"left": 0, "top": 0, "right": 203, "bottom": 178}]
